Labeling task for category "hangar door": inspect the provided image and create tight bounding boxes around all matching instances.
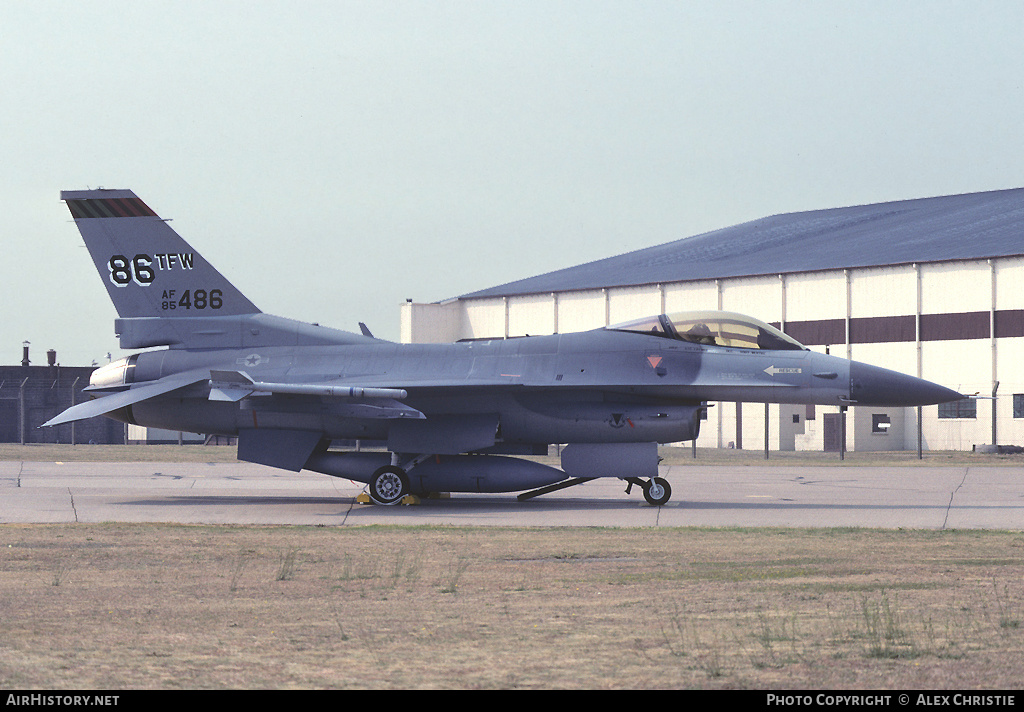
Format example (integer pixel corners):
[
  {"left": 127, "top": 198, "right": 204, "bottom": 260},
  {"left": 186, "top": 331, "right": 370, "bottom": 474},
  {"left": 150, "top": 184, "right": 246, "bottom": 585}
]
[{"left": 823, "top": 413, "right": 843, "bottom": 452}]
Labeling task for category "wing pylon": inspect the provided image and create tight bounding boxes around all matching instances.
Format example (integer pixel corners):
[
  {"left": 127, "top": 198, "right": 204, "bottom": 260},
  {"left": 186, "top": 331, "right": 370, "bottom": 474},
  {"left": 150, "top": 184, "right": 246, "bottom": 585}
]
[{"left": 208, "top": 371, "right": 425, "bottom": 419}]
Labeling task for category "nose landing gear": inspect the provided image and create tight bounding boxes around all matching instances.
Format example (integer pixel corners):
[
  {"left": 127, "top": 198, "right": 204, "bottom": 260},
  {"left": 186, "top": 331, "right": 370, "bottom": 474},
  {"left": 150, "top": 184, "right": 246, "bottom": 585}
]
[
  {"left": 624, "top": 476, "right": 672, "bottom": 506},
  {"left": 642, "top": 477, "right": 672, "bottom": 506}
]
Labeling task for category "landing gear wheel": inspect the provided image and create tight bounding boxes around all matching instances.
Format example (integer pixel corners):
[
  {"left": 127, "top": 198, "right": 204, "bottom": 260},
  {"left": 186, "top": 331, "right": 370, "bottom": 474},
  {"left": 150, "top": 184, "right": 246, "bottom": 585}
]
[
  {"left": 643, "top": 477, "right": 672, "bottom": 506},
  {"left": 369, "top": 465, "right": 409, "bottom": 505}
]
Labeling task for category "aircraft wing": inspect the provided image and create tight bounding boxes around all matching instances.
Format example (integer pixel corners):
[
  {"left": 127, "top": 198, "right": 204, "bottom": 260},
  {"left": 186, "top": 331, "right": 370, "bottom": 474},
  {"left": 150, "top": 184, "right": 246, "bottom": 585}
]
[{"left": 41, "top": 371, "right": 211, "bottom": 428}]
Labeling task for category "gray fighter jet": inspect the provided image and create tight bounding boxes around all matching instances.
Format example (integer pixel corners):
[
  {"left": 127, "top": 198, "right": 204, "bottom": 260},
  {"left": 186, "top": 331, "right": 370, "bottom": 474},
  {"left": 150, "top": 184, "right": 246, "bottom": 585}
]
[{"left": 44, "top": 189, "right": 963, "bottom": 505}]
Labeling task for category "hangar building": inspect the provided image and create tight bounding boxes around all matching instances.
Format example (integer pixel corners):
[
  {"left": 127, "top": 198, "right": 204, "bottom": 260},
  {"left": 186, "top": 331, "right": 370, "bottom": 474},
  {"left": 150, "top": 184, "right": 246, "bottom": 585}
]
[{"left": 400, "top": 187, "right": 1024, "bottom": 453}]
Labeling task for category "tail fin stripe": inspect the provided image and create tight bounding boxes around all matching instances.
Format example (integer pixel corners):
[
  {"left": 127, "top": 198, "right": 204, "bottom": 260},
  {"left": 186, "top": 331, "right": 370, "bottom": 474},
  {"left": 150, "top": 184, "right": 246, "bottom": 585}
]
[
  {"left": 67, "top": 198, "right": 158, "bottom": 220},
  {"left": 105, "top": 199, "right": 133, "bottom": 218}
]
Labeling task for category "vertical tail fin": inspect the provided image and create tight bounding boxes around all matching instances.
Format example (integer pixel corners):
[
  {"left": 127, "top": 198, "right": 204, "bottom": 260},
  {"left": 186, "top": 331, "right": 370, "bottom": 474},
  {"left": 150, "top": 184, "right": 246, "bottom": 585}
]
[{"left": 62, "top": 189, "right": 260, "bottom": 319}]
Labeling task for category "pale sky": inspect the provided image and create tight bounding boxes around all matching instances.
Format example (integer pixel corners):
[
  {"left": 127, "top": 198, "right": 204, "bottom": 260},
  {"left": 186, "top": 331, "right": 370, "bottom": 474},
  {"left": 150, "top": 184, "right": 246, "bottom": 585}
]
[{"left": 3, "top": 1, "right": 1023, "bottom": 365}]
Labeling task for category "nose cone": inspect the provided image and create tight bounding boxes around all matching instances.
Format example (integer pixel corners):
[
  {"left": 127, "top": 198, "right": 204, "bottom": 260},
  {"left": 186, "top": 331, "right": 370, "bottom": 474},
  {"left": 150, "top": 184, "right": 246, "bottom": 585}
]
[{"left": 849, "top": 361, "right": 963, "bottom": 407}]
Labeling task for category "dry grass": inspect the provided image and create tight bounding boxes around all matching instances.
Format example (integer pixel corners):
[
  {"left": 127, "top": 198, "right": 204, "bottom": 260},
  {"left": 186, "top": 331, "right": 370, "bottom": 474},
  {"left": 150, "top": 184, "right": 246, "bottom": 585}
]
[
  {"left": 1, "top": 523, "right": 1023, "bottom": 689},
  {"left": 3, "top": 443, "right": 1023, "bottom": 688}
]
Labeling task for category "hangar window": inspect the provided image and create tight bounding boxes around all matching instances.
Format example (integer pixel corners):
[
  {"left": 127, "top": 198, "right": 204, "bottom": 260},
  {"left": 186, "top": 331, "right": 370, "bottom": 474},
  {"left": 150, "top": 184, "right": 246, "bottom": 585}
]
[
  {"left": 872, "top": 414, "right": 891, "bottom": 434},
  {"left": 938, "top": 399, "right": 977, "bottom": 419},
  {"left": 1013, "top": 394, "right": 1024, "bottom": 419},
  {"left": 608, "top": 311, "right": 806, "bottom": 351}
]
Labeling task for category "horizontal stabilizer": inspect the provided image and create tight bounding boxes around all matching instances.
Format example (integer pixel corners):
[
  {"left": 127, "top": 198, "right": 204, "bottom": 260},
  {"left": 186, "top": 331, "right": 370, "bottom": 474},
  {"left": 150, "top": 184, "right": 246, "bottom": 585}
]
[{"left": 41, "top": 372, "right": 209, "bottom": 427}]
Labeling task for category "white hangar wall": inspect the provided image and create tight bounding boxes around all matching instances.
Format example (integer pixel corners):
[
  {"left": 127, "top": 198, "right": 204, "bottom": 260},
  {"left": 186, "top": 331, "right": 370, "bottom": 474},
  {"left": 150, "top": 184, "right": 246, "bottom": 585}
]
[{"left": 401, "top": 255, "right": 1024, "bottom": 452}]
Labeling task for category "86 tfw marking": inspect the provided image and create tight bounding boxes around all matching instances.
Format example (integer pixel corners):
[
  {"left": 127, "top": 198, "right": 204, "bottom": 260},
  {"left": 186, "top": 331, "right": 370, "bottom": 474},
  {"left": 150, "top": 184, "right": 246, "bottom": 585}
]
[{"left": 108, "top": 253, "right": 194, "bottom": 287}]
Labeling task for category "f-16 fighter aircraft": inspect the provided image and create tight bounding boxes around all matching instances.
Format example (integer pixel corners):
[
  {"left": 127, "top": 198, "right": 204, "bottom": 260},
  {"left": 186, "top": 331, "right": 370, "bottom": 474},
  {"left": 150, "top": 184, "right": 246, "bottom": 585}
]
[{"left": 44, "top": 190, "right": 963, "bottom": 505}]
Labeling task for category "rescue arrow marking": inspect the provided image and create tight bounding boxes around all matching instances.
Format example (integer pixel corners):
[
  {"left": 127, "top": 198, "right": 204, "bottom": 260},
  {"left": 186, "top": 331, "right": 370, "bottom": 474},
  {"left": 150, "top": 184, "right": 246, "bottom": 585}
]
[{"left": 764, "top": 366, "right": 802, "bottom": 376}]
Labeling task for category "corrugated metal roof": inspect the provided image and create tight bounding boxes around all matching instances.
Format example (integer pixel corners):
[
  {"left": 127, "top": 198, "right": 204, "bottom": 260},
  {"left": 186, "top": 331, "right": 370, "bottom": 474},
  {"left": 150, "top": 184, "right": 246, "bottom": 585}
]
[{"left": 460, "top": 187, "right": 1024, "bottom": 300}]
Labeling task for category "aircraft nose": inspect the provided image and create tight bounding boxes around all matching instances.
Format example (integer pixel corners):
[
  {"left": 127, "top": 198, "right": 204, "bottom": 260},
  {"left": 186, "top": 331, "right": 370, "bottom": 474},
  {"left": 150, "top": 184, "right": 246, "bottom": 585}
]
[{"left": 849, "top": 361, "right": 963, "bottom": 407}]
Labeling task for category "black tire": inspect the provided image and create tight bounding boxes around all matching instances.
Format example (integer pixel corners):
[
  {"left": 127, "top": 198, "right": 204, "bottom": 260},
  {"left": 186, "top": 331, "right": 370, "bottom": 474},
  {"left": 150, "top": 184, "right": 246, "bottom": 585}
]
[
  {"left": 369, "top": 465, "right": 409, "bottom": 505},
  {"left": 643, "top": 477, "right": 672, "bottom": 506}
]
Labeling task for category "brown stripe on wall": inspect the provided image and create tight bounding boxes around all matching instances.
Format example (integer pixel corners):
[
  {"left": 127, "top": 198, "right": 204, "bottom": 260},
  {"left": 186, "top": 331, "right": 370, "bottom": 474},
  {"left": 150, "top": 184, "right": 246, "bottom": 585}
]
[
  {"left": 781, "top": 318, "right": 845, "bottom": 347},
  {"left": 849, "top": 315, "right": 916, "bottom": 344},
  {"left": 920, "top": 311, "right": 990, "bottom": 341},
  {"left": 782, "top": 310, "right": 1024, "bottom": 346},
  {"left": 994, "top": 309, "right": 1024, "bottom": 338}
]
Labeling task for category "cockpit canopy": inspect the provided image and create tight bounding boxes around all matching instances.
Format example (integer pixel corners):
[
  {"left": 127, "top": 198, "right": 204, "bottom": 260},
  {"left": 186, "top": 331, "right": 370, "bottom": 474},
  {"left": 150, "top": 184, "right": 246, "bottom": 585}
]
[{"left": 607, "top": 310, "right": 806, "bottom": 351}]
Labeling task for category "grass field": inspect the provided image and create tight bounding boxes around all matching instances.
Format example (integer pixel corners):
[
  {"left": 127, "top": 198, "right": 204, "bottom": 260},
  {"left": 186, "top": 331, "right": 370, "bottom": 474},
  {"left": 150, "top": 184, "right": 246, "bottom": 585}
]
[
  {"left": 1, "top": 444, "right": 1022, "bottom": 689},
  {"left": 1, "top": 524, "right": 1023, "bottom": 689}
]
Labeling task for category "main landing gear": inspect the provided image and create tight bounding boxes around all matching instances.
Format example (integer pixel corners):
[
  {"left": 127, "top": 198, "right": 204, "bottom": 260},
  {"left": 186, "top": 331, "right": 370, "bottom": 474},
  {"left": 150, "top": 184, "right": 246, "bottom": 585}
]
[
  {"left": 368, "top": 465, "right": 410, "bottom": 505},
  {"left": 366, "top": 453, "right": 437, "bottom": 505}
]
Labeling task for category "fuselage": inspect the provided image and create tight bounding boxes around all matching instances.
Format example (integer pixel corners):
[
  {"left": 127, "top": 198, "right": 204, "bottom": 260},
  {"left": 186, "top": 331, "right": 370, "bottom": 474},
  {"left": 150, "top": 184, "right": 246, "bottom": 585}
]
[{"left": 92, "top": 323, "right": 944, "bottom": 447}]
